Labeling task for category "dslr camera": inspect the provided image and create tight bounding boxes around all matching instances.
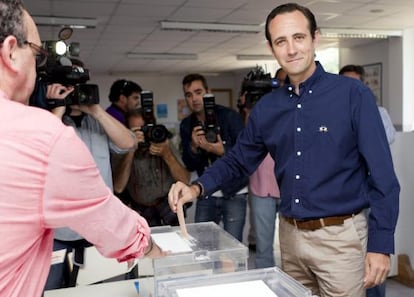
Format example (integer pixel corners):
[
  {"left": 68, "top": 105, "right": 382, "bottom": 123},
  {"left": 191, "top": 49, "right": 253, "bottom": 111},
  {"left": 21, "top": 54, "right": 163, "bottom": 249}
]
[
  {"left": 239, "top": 66, "right": 279, "bottom": 109},
  {"left": 201, "top": 93, "right": 220, "bottom": 143},
  {"left": 140, "top": 91, "right": 172, "bottom": 145}
]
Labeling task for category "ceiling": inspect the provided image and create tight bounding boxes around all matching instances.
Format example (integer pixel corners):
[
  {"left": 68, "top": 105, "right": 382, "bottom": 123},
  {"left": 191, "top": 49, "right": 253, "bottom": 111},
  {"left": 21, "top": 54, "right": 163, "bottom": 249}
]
[{"left": 25, "top": 0, "right": 414, "bottom": 76}]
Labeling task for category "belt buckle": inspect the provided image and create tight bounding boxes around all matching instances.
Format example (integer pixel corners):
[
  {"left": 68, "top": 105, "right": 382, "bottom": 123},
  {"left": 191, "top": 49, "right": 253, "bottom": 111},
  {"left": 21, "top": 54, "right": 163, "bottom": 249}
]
[{"left": 319, "top": 218, "right": 325, "bottom": 228}]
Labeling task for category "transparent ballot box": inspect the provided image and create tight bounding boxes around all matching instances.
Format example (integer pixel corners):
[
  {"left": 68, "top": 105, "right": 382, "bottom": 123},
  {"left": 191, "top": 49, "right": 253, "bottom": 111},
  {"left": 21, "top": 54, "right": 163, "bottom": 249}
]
[
  {"left": 158, "top": 266, "right": 312, "bottom": 297},
  {"left": 150, "top": 222, "right": 248, "bottom": 295}
]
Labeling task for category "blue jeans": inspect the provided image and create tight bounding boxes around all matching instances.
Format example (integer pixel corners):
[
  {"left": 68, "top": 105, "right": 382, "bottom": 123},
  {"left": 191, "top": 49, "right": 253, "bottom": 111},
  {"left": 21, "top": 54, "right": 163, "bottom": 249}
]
[
  {"left": 195, "top": 193, "right": 247, "bottom": 242},
  {"left": 250, "top": 194, "right": 280, "bottom": 268},
  {"left": 366, "top": 281, "right": 386, "bottom": 297}
]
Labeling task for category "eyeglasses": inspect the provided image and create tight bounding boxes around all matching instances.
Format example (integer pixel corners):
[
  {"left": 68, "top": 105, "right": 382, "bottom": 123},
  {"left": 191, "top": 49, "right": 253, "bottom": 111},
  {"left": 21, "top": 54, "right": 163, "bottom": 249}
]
[{"left": 24, "top": 41, "right": 48, "bottom": 68}]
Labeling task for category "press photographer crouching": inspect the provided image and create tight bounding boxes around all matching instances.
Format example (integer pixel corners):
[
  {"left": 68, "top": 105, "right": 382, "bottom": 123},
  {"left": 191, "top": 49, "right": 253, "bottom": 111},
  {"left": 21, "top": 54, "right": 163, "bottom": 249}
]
[
  {"left": 112, "top": 91, "right": 190, "bottom": 227},
  {"left": 30, "top": 55, "right": 137, "bottom": 289}
]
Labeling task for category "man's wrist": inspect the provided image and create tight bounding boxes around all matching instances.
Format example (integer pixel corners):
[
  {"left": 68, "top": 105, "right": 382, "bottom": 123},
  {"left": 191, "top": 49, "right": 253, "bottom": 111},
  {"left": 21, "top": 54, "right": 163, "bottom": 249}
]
[
  {"left": 144, "top": 237, "right": 154, "bottom": 256},
  {"left": 191, "top": 181, "right": 204, "bottom": 198}
]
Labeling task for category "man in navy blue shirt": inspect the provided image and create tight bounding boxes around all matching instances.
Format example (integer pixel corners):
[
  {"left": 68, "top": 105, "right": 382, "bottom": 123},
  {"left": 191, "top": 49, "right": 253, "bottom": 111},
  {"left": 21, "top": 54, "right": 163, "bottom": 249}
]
[{"left": 169, "top": 3, "right": 399, "bottom": 297}]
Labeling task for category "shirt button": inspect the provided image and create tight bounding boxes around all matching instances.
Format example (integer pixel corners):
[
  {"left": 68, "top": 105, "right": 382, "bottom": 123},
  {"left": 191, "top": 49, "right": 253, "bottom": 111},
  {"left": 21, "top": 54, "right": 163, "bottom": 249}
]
[
  {"left": 297, "top": 151, "right": 302, "bottom": 156},
  {"left": 297, "top": 103, "right": 302, "bottom": 109},
  {"left": 297, "top": 127, "right": 301, "bottom": 132},
  {"left": 309, "top": 90, "right": 313, "bottom": 94},
  {"left": 295, "top": 175, "right": 300, "bottom": 180},
  {"left": 290, "top": 94, "right": 293, "bottom": 98},
  {"left": 295, "top": 198, "right": 300, "bottom": 203},
  {"left": 288, "top": 86, "right": 293, "bottom": 91}
]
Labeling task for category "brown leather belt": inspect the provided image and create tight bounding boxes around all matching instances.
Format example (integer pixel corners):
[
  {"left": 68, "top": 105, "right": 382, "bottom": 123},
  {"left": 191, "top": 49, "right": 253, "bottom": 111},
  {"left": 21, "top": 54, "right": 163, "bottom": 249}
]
[{"left": 283, "top": 213, "right": 357, "bottom": 231}]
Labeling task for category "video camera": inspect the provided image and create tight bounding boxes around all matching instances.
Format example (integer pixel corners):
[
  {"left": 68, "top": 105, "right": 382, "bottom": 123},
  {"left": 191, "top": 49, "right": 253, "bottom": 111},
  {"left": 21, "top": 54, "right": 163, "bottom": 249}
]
[
  {"left": 30, "top": 27, "right": 99, "bottom": 109},
  {"left": 239, "top": 66, "right": 279, "bottom": 109},
  {"left": 200, "top": 93, "right": 220, "bottom": 143},
  {"left": 140, "top": 91, "right": 172, "bottom": 145}
]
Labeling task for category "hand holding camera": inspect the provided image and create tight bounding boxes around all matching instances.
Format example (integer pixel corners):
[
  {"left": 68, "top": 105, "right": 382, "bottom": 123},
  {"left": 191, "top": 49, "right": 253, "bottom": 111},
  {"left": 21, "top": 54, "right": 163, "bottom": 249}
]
[
  {"left": 149, "top": 140, "right": 171, "bottom": 158},
  {"left": 130, "top": 127, "right": 145, "bottom": 147},
  {"left": 45, "top": 83, "right": 74, "bottom": 118}
]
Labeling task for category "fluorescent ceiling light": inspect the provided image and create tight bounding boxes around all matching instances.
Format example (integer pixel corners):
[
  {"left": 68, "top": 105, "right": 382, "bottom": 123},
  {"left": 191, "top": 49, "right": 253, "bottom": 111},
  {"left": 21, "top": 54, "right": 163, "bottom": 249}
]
[
  {"left": 127, "top": 53, "right": 198, "bottom": 60},
  {"left": 321, "top": 28, "right": 402, "bottom": 38},
  {"left": 33, "top": 16, "right": 97, "bottom": 29},
  {"left": 237, "top": 55, "right": 274, "bottom": 61},
  {"left": 161, "top": 21, "right": 262, "bottom": 34}
]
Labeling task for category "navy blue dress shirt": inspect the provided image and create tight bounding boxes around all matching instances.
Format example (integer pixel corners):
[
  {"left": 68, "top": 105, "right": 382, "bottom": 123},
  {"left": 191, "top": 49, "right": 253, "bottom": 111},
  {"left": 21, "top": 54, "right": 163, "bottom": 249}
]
[{"left": 198, "top": 62, "right": 399, "bottom": 254}]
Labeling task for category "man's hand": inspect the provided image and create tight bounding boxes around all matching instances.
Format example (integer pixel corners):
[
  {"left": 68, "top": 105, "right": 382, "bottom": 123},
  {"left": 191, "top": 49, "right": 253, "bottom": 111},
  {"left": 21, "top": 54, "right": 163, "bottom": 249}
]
[
  {"left": 168, "top": 181, "right": 199, "bottom": 213},
  {"left": 149, "top": 140, "right": 170, "bottom": 157},
  {"left": 46, "top": 83, "right": 74, "bottom": 100},
  {"left": 46, "top": 83, "right": 74, "bottom": 118},
  {"left": 131, "top": 127, "right": 145, "bottom": 145},
  {"left": 198, "top": 134, "right": 225, "bottom": 156},
  {"left": 77, "top": 103, "right": 103, "bottom": 117},
  {"left": 190, "top": 125, "right": 205, "bottom": 153},
  {"left": 143, "top": 239, "right": 168, "bottom": 259},
  {"left": 364, "top": 252, "right": 390, "bottom": 288}
]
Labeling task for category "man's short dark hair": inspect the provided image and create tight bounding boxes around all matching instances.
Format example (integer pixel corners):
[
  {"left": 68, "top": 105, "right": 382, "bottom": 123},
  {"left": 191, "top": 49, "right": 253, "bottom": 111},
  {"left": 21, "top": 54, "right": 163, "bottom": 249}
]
[
  {"left": 108, "top": 79, "right": 142, "bottom": 102},
  {"left": 339, "top": 64, "right": 365, "bottom": 81},
  {"left": 0, "top": 0, "right": 26, "bottom": 46},
  {"left": 182, "top": 73, "right": 209, "bottom": 91},
  {"left": 265, "top": 3, "right": 318, "bottom": 45}
]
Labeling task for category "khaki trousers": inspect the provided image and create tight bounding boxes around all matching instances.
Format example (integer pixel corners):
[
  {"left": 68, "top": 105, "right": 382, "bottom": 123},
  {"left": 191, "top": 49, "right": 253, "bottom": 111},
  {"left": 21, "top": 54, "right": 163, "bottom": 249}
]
[{"left": 279, "top": 212, "right": 367, "bottom": 297}]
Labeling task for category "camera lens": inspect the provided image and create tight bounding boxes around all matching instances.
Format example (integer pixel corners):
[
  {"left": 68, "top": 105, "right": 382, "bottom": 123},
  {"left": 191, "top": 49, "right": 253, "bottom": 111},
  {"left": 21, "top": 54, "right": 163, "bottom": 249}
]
[{"left": 150, "top": 125, "right": 168, "bottom": 143}]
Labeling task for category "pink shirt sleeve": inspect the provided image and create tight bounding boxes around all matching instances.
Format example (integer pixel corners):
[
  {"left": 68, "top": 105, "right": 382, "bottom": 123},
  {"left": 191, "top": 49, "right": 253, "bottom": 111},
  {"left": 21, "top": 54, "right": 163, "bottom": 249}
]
[{"left": 42, "top": 126, "right": 150, "bottom": 261}]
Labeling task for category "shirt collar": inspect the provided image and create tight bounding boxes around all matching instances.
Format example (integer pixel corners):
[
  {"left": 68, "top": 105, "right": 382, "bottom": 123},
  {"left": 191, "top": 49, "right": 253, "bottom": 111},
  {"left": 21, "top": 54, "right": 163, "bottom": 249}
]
[{"left": 283, "top": 61, "right": 325, "bottom": 96}]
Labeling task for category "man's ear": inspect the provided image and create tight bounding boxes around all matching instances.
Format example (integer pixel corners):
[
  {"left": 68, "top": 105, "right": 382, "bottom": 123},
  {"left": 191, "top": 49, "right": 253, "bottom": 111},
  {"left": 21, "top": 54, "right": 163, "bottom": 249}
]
[
  {"left": 119, "top": 94, "right": 128, "bottom": 105},
  {"left": 313, "top": 29, "right": 321, "bottom": 48},
  {"left": 0, "top": 35, "right": 19, "bottom": 72}
]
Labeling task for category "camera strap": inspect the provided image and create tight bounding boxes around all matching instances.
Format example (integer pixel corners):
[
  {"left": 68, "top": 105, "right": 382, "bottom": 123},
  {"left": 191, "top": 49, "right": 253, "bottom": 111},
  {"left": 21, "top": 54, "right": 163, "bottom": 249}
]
[{"left": 46, "top": 98, "right": 66, "bottom": 108}]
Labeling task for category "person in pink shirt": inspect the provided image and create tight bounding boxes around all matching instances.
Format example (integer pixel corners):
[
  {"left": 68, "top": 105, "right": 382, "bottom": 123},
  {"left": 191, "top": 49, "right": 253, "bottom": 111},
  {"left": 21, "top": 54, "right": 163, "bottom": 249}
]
[
  {"left": 239, "top": 67, "right": 286, "bottom": 268},
  {"left": 0, "top": 1, "right": 163, "bottom": 297}
]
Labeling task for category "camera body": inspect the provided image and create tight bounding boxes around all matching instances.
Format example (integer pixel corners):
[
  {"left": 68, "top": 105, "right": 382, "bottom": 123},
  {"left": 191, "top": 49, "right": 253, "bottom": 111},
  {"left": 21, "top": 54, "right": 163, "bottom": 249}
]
[
  {"left": 202, "top": 93, "right": 220, "bottom": 143},
  {"left": 65, "top": 83, "right": 100, "bottom": 105},
  {"left": 140, "top": 91, "right": 172, "bottom": 145},
  {"left": 240, "top": 66, "right": 279, "bottom": 109}
]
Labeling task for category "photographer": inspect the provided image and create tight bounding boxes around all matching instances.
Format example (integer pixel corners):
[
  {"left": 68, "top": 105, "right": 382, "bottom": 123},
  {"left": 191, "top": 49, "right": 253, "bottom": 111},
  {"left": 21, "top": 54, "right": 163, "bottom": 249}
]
[
  {"left": 106, "top": 79, "right": 142, "bottom": 125},
  {"left": 179, "top": 73, "right": 248, "bottom": 242},
  {"left": 113, "top": 107, "right": 190, "bottom": 227},
  {"left": 42, "top": 80, "right": 137, "bottom": 289}
]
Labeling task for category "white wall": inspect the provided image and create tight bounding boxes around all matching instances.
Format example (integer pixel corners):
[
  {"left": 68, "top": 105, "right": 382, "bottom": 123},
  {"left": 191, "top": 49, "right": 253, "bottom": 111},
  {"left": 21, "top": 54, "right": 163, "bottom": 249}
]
[
  {"left": 339, "top": 38, "right": 404, "bottom": 129},
  {"left": 402, "top": 28, "right": 414, "bottom": 131},
  {"left": 90, "top": 72, "right": 241, "bottom": 126}
]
